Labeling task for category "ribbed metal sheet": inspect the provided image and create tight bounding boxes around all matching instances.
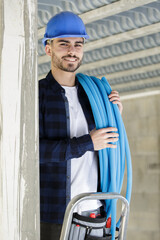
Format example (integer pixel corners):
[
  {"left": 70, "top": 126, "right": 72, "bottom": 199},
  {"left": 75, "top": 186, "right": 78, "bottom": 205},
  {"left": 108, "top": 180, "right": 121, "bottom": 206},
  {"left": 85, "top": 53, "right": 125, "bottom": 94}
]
[{"left": 37, "top": 0, "right": 160, "bottom": 93}]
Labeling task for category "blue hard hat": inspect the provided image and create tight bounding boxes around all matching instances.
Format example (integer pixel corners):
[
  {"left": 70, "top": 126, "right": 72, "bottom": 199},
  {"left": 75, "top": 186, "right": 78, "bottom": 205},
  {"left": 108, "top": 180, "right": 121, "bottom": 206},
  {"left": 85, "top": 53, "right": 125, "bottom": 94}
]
[{"left": 42, "top": 11, "right": 89, "bottom": 46}]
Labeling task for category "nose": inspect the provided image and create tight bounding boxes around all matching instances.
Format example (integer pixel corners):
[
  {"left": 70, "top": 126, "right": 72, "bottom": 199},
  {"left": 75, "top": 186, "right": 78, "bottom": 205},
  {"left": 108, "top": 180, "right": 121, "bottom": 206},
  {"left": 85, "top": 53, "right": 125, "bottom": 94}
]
[{"left": 68, "top": 44, "right": 75, "bottom": 55}]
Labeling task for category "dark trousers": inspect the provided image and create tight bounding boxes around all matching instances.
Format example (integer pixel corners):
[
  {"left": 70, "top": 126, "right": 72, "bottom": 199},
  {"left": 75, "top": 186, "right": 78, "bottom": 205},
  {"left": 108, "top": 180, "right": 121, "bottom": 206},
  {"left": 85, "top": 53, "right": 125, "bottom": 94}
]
[{"left": 41, "top": 222, "right": 62, "bottom": 240}]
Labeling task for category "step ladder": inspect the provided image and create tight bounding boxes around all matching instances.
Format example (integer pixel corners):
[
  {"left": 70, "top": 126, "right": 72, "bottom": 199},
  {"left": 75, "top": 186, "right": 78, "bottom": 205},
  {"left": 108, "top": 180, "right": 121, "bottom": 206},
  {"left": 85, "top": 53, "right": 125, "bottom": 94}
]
[{"left": 60, "top": 192, "right": 129, "bottom": 240}]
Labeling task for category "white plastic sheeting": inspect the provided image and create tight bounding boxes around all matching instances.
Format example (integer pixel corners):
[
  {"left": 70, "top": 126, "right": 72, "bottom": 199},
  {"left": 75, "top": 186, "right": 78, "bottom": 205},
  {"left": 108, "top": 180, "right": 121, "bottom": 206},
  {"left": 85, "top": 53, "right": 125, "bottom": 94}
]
[{"left": 0, "top": 0, "right": 39, "bottom": 239}]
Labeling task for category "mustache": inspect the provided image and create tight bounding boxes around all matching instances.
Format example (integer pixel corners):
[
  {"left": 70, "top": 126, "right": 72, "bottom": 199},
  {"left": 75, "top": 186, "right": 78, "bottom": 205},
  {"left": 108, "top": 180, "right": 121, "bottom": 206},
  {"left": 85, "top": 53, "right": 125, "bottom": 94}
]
[{"left": 62, "top": 55, "right": 79, "bottom": 60}]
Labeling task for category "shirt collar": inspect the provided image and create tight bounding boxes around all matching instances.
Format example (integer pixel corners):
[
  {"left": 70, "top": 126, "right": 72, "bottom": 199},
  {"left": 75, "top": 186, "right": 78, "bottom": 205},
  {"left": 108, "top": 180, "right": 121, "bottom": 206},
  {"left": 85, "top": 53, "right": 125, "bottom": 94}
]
[
  {"left": 46, "top": 70, "right": 80, "bottom": 93},
  {"left": 46, "top": 70, "right": 65, "bottom": 93}
]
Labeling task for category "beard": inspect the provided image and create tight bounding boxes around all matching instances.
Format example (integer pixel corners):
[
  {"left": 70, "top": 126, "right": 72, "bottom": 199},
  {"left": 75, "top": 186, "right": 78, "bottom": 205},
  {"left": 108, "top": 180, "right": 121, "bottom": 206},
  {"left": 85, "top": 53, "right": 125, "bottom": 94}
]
[{"left": 51, "top": 52, "right": 83, "bottom": 73}]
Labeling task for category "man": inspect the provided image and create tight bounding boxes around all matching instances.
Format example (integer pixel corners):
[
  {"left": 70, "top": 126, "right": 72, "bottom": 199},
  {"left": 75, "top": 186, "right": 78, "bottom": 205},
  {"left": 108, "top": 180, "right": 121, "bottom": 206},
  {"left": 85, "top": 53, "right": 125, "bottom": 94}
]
[{"left": 39, "top": 11, "right": 122, "bottom": 240}]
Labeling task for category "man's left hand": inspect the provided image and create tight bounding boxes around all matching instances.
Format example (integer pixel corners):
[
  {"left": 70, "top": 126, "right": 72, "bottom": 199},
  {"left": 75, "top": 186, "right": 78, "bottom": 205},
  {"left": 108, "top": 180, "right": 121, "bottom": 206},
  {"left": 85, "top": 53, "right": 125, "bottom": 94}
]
[{"left": 108, "top": 90, "right": 123, "bottom": 115}]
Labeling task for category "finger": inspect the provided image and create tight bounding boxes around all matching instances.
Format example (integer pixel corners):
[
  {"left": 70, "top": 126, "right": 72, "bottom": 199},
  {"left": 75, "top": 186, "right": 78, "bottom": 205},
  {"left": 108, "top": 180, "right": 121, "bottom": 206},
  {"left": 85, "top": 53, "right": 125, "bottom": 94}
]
[
  {"left": 97, "top": 127, "right": 118, "bottom": 134},
  {"left": 108, "top": 91, "right": 119, "bottom": 98},
  {"left": 109, "top": 97, "right": 120, "bottom": 102},
  {"left": 106, "top": 144, "right": 117, "bottom": 149},
  {"left": 103, "top": 133, "right": 119, "bottom": 139},
  {"left": 106, "top": 137, "right": 119, "bottom": 143},
  {"left": 112, "top": 100, "right": 122, "bottom": 105},
  {"left": 108, "top": 94, "right": 119, "bottom": 99},
  {"left": 110, "top": 90, "right": 119, "bottom": 94},
  {"left": 105, "top": 127, "right": 118, "bottom": 133},
  {"left": 113, "top": 102, "right": 123, "bottom": 115}
]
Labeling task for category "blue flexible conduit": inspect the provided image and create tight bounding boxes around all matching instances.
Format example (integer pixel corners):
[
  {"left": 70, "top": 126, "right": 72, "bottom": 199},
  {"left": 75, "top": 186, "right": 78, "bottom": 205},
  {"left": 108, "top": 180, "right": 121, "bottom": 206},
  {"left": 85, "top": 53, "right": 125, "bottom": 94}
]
[{"left": 77, "top": 73, "right": 132, "bottom": 240}]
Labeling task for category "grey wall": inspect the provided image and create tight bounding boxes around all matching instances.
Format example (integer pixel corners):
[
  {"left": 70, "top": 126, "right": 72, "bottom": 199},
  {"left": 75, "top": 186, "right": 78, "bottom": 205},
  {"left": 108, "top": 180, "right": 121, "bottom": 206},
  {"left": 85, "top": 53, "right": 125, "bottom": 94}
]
[{"left": 122, "top": 93, "right": 160, "bottom": 240}]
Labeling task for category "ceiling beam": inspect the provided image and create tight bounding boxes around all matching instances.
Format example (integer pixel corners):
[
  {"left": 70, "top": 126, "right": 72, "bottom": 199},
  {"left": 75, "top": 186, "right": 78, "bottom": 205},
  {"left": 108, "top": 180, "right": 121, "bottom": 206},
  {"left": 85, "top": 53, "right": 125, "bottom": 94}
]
[
  {"left": 121, "top": 89, "right": 160, "bottom": 100},
  {"left": 80, "top": 0, "right": 157, "bottom": 24},
  {"left": 84, "top": 22, "right": 160, "bottom": 52},
  {"left": 38, "top": 0, "right": 157, "bottom": 39},
  {"left": 100, "top": 63, "right": 160, "bottom": 79},
  {"left": 110, "top": 77, "right": 160, "bottom": 90},
  {"left": 78, "top": 46, "right": 160, "bottom": 72},
  {"left": 115, "top": 80, "right": 160, "bottom": 94}
]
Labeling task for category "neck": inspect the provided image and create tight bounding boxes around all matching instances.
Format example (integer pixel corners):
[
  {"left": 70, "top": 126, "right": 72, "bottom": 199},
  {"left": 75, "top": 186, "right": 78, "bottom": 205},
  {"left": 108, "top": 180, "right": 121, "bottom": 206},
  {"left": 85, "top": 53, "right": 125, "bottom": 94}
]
[{"left": 51, "top": 66, "right": 76, "bottom": 87}]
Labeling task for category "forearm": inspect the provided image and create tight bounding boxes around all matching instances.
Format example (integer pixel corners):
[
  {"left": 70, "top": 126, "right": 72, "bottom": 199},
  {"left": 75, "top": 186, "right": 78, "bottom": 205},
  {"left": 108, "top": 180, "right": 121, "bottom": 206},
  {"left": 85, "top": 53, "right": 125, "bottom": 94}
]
[{"left": 39, "top": 134, "right": 94, "bottom": 164}]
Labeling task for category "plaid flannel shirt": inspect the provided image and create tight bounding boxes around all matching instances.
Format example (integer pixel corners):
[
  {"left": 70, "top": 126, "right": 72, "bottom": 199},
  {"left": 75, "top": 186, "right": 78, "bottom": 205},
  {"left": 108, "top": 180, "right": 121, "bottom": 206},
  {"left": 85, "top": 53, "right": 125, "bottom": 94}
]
[{"left": 39, "top": 71, "right": 96, "bottom": 223}]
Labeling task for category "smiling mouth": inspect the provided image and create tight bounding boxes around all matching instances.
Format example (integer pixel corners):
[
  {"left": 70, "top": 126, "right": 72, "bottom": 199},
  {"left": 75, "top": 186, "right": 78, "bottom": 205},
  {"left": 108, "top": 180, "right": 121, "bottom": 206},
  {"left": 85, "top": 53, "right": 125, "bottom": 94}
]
[{"left": 63, "top": 57, "right": 78, "bottom": 62}]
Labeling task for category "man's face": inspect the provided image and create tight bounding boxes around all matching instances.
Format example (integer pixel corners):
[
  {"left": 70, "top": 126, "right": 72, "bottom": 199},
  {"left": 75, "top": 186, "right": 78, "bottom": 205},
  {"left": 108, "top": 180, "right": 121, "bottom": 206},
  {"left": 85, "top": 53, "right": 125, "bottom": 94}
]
[{"left": 49, "top": 37, "right": 84, "bottom": 73}]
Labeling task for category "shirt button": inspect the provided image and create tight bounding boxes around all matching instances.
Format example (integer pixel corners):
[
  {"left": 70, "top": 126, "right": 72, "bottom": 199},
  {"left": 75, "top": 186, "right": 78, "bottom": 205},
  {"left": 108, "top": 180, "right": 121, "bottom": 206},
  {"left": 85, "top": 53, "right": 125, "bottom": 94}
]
[{"left": 67, "top": 176, "right": 70, "bottom": 179}]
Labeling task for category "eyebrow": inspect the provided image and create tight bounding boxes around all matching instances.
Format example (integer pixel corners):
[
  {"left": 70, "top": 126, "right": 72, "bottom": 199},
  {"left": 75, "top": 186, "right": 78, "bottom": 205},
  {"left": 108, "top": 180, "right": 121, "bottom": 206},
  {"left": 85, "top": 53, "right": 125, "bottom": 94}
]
[{"left": 57, "top": 39, "right": 84, "bottom": 44}]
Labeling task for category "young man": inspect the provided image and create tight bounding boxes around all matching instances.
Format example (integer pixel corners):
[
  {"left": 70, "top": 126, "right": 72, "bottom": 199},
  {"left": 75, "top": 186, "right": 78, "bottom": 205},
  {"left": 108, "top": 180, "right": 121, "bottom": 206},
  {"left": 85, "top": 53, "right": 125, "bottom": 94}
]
[{"left": 39, "top": 11, "right": 122, "bottom": 240}]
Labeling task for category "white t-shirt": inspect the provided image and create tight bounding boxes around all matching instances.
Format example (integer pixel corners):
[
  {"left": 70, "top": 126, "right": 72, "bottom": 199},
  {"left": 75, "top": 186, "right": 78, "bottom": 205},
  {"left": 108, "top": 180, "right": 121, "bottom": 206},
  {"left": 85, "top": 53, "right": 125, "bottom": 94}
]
[{"left": 62, "top": 85, "right": 102, "bottom": 214}]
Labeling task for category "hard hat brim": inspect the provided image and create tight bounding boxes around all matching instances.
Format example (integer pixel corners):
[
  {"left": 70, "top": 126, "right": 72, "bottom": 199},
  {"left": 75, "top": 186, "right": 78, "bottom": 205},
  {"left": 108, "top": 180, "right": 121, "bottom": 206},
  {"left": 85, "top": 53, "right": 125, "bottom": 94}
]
[{"left": 42, "top": 34, "right": 89, "bottom": 46}]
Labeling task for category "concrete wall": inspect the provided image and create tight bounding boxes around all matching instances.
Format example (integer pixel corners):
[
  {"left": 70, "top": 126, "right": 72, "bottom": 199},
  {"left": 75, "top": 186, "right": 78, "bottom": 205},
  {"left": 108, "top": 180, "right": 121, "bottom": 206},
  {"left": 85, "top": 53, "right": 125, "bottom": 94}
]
[
  {"left": 0, "top": 0, "right": 39, "bottom": 239},
  {"left": 121, "top": 91, "right": 160, "bottom": 240}
]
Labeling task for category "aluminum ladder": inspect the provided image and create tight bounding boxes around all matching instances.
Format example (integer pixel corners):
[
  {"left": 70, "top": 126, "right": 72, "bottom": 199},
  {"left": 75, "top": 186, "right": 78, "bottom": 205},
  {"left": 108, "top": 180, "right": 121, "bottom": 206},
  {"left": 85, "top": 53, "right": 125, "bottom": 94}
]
[{"left": 60, "top": 192, "right": 129, "bottom": 240}]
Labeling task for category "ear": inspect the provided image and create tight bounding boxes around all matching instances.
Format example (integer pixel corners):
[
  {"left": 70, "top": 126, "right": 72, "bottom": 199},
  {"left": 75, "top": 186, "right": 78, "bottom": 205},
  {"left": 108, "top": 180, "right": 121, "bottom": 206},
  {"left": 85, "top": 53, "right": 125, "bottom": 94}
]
[{"left": 45, "top": 44, "right": 52, "bottom": 57}]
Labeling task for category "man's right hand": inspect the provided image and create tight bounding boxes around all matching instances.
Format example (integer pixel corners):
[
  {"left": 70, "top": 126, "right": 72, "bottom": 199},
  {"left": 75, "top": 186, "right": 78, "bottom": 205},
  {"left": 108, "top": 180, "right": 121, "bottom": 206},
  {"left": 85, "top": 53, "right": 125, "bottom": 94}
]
[{"left": 90, "top": 127, "right": 119, "bottom": 151}]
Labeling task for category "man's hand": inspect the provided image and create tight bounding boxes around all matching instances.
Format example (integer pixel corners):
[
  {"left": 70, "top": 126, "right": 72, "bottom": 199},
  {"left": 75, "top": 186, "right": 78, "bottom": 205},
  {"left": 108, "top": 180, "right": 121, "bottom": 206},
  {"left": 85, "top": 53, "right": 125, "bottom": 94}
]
[
  {"left": 90, "top": 127, "right": 119, "bottom": 151},
  {"left": 108, "top": 90, "right": 123, "bottom": 114}
]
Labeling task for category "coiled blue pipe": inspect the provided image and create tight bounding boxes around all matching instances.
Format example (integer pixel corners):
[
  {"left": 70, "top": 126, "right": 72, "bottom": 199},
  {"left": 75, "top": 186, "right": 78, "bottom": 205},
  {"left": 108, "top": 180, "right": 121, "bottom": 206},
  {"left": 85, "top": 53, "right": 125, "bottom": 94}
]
[{"left": 77, "top": 73, "right": 132, "bottom": 240}]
